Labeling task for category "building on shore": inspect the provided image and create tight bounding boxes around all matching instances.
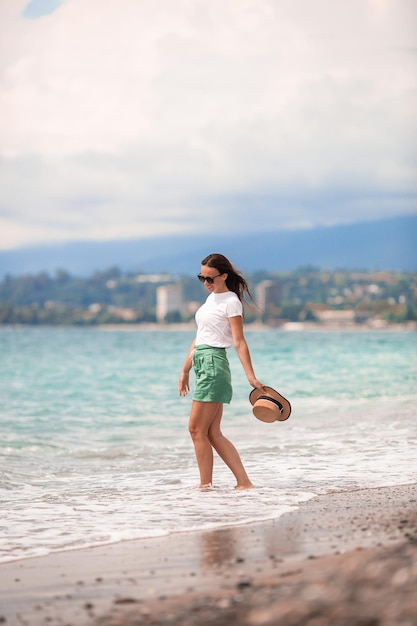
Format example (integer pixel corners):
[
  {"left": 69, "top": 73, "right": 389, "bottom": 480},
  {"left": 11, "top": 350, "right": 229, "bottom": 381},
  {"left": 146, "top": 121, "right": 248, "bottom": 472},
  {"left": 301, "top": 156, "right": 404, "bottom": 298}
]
[
  {"left": 156, "top": 284, "right": 183, "bottom": 323},
  {"left": 315, "top": 309, "right": 356, "bottom": 327},
  {"left": 255, "top": 280, "right": 280, "bottom": 322}
]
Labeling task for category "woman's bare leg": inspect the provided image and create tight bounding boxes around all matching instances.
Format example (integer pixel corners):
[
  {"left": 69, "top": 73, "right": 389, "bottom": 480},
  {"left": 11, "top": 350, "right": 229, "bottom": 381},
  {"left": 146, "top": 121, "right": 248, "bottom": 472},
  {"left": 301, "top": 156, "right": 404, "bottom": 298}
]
[
  {"left": 188, "top": 401, "right": 222, "bottom": 487},
  {"left": 208, "top": 406, "right": 254, "bottom": 489}
]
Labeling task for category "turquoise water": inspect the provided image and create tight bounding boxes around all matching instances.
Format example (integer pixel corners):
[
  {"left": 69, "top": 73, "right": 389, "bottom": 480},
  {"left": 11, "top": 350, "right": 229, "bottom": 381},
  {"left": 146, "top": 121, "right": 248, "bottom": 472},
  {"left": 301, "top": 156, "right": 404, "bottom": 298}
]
[{"left": 1, "top": 327, "right": 416, "bottom": 563}]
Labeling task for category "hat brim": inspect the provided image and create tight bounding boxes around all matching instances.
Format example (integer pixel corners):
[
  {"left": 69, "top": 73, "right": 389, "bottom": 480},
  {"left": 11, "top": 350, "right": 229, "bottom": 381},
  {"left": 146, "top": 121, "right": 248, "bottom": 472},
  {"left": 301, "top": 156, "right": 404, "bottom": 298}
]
[{"left": 249, "top": 386, "right": 291, "bottom": 422}]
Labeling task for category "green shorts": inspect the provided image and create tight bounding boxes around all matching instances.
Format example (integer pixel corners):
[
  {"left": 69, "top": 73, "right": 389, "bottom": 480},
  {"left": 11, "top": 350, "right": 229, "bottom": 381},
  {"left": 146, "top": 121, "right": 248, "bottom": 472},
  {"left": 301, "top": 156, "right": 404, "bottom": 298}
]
[{"left": 192, "top": 345, "right": 233, "bottom": 404}]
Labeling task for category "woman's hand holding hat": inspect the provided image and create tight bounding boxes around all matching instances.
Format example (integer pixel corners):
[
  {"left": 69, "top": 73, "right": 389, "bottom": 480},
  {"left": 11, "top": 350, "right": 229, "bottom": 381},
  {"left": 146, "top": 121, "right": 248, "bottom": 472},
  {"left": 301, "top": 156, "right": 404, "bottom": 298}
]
[{"left": 248, "top": 376, "right": 265, "bottom": 389}]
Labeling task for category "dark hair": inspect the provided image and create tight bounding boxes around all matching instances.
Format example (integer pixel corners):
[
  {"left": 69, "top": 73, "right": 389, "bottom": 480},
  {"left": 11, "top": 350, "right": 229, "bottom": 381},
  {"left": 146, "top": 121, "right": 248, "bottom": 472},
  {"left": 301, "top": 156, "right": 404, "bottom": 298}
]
[{"left": 201, "top": 253, "right": 255, "bottom": 305}]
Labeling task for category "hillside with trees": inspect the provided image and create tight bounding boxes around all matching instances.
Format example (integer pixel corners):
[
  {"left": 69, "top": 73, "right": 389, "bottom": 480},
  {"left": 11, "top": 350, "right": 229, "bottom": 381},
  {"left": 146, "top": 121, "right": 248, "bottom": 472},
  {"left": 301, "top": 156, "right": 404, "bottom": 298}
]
[{"left": 0, "top": 267, "right": 416, "bottom": 326}]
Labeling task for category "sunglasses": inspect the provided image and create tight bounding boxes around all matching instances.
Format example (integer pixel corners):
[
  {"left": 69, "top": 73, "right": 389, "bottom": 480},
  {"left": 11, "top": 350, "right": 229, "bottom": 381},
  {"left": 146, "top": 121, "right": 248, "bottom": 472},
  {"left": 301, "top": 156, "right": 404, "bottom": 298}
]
[{"left": 197, "top": 273, "right": 222, "bottom": 284}]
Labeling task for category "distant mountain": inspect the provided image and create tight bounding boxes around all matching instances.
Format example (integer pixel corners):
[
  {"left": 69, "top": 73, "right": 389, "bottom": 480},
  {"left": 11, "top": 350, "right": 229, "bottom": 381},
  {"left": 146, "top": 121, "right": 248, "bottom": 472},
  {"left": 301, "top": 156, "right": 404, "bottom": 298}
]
[{"left": 1, "top": 214, "right": 416, "bottom": 277}]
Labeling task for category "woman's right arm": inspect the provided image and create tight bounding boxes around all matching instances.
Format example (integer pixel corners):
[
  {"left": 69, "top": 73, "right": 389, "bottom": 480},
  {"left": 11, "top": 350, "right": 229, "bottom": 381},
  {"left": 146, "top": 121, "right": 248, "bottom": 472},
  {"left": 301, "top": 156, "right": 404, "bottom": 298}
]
[{"left": 178, "top": 339, "right": 196, "bottom": 396}]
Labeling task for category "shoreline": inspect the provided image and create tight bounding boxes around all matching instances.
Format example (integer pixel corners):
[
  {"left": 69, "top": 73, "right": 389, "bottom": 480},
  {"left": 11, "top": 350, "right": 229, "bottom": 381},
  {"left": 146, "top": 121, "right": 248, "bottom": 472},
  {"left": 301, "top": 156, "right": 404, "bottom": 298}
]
[
  {"left": 1, "top": 483, "right": 415, "bottom": 625},
  {"left": 1, "top": 321, "right": 416, "bottom": 332},
  {"left": 100, "top": 321, "right": 417, "bottom": 332},
  {"left": 99, "top": 322, "right": 417, "bottom": 332}
]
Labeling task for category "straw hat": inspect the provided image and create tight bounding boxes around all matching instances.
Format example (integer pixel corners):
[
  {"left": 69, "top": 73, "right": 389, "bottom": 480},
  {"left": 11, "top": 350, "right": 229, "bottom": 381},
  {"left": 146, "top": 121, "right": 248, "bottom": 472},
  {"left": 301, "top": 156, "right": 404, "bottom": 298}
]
[{"left": 249, "top": 386, "right": 291, "bottom": 423}]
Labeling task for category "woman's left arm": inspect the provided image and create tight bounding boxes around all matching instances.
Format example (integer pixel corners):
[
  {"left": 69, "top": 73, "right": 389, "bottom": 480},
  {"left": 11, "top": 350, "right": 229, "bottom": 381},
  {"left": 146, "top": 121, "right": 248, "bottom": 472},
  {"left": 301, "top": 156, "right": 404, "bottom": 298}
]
[{"left": 229, "top": 316, "right": 264, "bottom": 389}]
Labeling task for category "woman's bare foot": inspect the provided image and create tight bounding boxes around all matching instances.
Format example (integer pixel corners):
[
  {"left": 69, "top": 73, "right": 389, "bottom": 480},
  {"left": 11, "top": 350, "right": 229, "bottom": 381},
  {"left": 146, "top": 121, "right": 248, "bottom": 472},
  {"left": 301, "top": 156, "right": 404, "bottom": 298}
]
[
  {"left": 192, "top": 483, "right": 213, "bottom": 489},
  {"left": 235, "top": 482, "right": 255, "bottom": 490}
]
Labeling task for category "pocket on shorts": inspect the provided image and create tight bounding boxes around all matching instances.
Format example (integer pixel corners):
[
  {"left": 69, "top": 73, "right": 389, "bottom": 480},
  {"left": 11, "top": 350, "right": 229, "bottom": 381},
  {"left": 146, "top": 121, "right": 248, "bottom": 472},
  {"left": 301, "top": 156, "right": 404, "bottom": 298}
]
[
  {"left": 204, "top": 354, "right": 215, "bottom": 378},
  {"left": 193, "top": 352, "right": 214, "bottom": 379}
]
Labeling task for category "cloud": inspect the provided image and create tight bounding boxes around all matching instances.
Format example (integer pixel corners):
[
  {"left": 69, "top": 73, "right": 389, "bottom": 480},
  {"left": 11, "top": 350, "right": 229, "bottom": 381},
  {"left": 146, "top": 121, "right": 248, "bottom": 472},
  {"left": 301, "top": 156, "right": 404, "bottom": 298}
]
[{"left": 0, "top": 0, "right": 416, "bottom": 249}]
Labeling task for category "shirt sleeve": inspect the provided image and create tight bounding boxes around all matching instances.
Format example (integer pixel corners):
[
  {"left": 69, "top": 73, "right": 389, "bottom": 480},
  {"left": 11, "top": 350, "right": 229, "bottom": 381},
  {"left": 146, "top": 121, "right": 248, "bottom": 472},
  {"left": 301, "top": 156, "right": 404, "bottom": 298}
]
[{"left": 225, "top": 297, "right": 243, "bottom": 318}]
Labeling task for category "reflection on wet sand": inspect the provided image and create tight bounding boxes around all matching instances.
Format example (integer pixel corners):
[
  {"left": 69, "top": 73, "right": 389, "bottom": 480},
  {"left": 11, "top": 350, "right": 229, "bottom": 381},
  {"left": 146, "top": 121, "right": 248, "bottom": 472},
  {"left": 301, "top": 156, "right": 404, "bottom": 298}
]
[
  {"left": 199, "top": 517, "right": 305, "bottom": 571},
  {"left": 200, "top": 528, "right": 238, "bottom": 567}
]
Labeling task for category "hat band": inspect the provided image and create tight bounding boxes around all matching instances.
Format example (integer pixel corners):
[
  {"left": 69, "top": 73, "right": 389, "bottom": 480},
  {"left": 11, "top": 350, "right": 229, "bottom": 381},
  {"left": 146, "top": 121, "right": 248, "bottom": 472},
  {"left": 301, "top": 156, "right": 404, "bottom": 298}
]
[{"left": 257, "top": 395, "right": 283, "bottom": 412}]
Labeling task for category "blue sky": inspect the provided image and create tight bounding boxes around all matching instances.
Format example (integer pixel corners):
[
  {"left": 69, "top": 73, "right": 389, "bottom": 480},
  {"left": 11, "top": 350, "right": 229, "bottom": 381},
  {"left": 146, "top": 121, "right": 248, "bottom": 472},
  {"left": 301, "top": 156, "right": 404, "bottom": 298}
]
[
  {"left": 23, "top": 0, "right": 62, "bottom": 19},
  {"left": 0, "top": 0, "right": 416, "bottom": 250}
]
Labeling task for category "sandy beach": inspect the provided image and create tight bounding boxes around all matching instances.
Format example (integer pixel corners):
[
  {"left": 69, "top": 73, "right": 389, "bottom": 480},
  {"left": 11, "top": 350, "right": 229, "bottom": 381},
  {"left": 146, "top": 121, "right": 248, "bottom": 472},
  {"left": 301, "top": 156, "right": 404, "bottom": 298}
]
[{"left": 0, "top": 483, "right": 416, "bottom": 626}]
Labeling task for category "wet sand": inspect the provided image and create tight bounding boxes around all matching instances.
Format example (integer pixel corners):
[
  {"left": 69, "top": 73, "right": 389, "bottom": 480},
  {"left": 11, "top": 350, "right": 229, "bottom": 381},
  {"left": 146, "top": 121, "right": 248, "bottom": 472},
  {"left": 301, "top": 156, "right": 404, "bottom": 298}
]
[{"left": 0, "top": 483, "right": 416, "bottom": 626}]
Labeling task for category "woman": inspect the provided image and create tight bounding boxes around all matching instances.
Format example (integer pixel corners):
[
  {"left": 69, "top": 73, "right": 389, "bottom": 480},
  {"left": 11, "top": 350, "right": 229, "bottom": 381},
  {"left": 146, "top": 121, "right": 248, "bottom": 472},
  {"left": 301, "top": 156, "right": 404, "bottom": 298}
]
[{"left": 178, "top": 253, "right": 264, "bottom": 489}]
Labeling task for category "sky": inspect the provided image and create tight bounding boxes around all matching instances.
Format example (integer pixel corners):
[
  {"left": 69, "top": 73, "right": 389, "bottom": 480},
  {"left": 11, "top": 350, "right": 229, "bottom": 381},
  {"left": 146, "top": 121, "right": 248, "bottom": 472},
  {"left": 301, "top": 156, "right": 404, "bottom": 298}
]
[{"left": 0, "top": 0, "right": 416, "bottom": 251}]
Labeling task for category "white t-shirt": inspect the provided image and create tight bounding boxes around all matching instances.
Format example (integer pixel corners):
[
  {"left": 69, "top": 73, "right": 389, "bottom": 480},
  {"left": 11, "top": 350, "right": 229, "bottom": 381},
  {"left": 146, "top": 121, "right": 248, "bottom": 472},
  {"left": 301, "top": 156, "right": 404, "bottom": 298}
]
[{"left": 195, "top": 291, "right": 243, "bottom": 348}]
